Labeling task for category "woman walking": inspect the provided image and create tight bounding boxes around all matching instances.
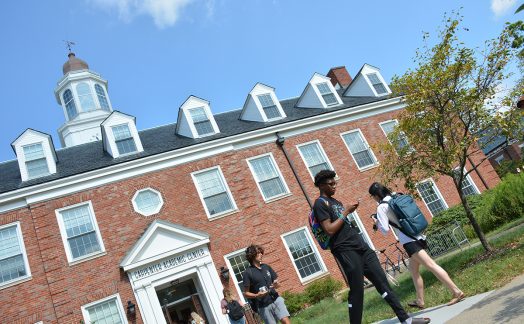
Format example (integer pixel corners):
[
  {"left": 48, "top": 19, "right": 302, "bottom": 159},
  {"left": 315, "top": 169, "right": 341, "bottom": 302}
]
[{"left": 369, "top": 182, "right": 465, "bottom": 309}]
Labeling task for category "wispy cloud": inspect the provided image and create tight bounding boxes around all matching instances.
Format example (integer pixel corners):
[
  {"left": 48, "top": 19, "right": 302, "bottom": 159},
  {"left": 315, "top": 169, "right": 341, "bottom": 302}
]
[
  {"left": 491, "top": 0, "right": 517, "bottom": 17},
  {"left": 89, "top": 0, "right": 211, "bottom": 28}
]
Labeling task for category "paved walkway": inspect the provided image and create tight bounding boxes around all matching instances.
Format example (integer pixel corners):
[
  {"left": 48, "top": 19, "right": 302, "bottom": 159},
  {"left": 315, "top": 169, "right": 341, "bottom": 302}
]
[{"left": 374, "top": 273, "right": 524, "bottom": 324}]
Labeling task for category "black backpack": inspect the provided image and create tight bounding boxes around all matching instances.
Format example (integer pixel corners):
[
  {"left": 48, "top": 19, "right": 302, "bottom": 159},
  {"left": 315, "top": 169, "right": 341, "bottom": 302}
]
[{"left": 227, "top": 300, "right": 245, "bottom": 321}]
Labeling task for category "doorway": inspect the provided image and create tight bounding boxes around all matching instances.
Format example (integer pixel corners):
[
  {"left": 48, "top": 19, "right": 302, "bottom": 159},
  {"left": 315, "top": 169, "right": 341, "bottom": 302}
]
[{"left": 156, "top": 277, "right": 208, "bottom": 324}]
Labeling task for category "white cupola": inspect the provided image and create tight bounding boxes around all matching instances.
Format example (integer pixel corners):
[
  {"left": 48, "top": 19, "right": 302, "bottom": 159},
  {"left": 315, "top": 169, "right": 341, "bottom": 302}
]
[{"left": 54, "top": 53, "right": 113, "bottom": 148}]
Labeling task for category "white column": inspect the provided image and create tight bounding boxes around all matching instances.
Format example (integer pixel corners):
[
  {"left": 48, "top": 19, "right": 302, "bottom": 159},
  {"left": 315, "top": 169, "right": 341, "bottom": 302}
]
[
  {"left": 197, "top": 261, "right": 229, "bottom": 324},
  {"left": 135, "top": 283, "right": 166, "bottom": 324}
]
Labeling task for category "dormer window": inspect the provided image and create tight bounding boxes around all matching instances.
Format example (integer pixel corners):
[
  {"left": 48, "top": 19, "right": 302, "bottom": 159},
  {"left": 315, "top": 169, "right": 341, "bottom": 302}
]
[
  {"left": 316, "top": 82, "right": 338, "bottom": 106},
  {"left": 258, "top": 94, "right": 281, "bottom": 119},
  {"left": 76, "top": 82, "right": 96, "bottom": 112},
  {"left": 367, "top": 73, "right": 387, "bottom": 95},
  {"left": 94, "top": 84, "right": 110, "bottom": 111},
  {"left": 63, "top": 89, "right": 78, "bottom": 120},
  {"left": 112, "top": 124, "right": 137, "bottom": 155},
  {"left": 23, "top": 143, "right": 49, "bottom": 179},
  {"left": 189, "top": 107, "right": 214, "bottom": 136}
]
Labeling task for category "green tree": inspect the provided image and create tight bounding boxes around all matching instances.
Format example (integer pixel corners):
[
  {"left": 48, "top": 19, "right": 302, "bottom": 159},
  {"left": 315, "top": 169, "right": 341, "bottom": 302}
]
[{"left": 379, "top": 15, "right": 524, "bottom": 252}]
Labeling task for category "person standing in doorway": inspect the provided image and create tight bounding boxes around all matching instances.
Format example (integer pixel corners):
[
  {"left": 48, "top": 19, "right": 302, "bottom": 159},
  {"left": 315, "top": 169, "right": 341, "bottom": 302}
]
[
  {"left": 369, "top": 182, "right": 465, "bottom": 309},
  {"left": 242, "top": 244, "right": 290, "bottom": 324},
  {"left": 313, "top": 170, "right": 430, "bottom": 324}
]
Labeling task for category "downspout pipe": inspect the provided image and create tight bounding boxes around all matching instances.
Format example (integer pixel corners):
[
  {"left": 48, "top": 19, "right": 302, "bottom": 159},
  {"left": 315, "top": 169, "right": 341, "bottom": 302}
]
[{"left": 275, "top": 132, "right": 313, "bottom": 208}]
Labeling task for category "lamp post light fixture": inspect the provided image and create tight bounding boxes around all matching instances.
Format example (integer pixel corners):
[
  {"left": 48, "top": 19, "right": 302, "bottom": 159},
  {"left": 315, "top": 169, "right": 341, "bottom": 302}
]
[
  {"left": 127, "top": 300, "right": 136, "bottom": 316},
  {"left": 220, "top": 266, "right": 230, "bottom": 281}
]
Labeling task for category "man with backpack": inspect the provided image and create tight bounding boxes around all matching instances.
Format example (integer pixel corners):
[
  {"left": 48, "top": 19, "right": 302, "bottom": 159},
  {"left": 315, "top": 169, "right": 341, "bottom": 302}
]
[
  {"left": 242, "top": 244, "right": 290, "bottom": 324},
  {"left": 312, "top": 170, "right": 430, "bottom": 324}
]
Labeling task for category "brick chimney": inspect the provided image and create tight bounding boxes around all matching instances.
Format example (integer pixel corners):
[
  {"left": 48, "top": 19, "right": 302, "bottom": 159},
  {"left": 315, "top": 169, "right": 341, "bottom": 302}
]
[{"left": 327, "top": 66, "right": 352, "bottom": 89}]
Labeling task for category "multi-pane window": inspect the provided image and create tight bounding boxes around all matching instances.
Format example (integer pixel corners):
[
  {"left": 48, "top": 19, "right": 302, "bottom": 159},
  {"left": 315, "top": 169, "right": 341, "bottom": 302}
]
[
  {"left": 112, "top": 124, "right": 137, "bottom": 155},
  {"left": 380, "top": 120, "right": 410, "bottom": 152},
  {"left": 417, "top": 180, "right": 447, "bottom": 216},
  {"left": 83, "top": 295, "right": 125, "bottom": 324},
  {"left": 258, "top": 94, "right": 281, "bottom": 119},
  {"left": 95, "top": 84, "right": 110, "bottom": 111},
  {"left": 316, "top": 82, "right": 338, "bottom": 106},
  {"left": 133, "top": 189, "right": 163, "bottom": 216},
  {"left": 453, "top": 169, "right": 479, "bottom": 197},
  {"left": 23, "top": 143, "right": 49, "bottom": 179},
  {"left": 347, "top": 212, "right": 375, "bottom": 250},
  {"left": 189, "top": 107, "right": 214, "bottom": 136},
  {"left": 247, "top": 154, "right": 288, "bottom": 201},
  {"left": 0, "top": 223, "right": 30, "bottom": 286},
  {"left": 367, "top": 73, "right": 388, "bottom": 95},
  {"left": 297, "top": 141, "right": 333, "bottom": 178},
  {"left": 341, "top": 130, "right": 378, "bottom": 169},
  {"left": 76, "top": 82, "right": 96, "bottom": 112},
  {"left": 57, "top": 203, "right": 104, "bottom": 262},
  {"left": 63, "top": 89, "right": 78, "bottom": 120},
  {"left": 193, "top": 168, "right": 236, "bottom": 217},
  {"left": 283, "top": 229, "right": 324, "bottom": 280},
  {"left": 226, "top": 251, "right": 250, "bottom": 295}
]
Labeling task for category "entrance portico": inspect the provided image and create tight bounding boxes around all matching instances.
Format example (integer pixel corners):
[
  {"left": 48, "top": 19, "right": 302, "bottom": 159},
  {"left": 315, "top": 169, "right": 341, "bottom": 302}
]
[{"left": 120, "top": 220, "right": 228, "bottom": 324}]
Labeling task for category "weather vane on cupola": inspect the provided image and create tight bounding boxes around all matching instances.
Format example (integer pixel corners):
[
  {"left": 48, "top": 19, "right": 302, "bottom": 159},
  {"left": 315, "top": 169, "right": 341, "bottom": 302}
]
[{"left": 63, "top": 40, "right": 76, "bottom": 53}]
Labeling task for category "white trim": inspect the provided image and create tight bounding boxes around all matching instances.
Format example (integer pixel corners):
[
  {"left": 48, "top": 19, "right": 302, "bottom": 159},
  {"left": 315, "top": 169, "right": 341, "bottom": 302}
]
[
  {"left": 81, "top": 293, "right": 128, "bottom": 324},
  {"left": 0, "top": 97, "right": 404, "bottom": 211},
  {"left": 364, "top": 72, "right": 390, "bottom": 97},
  {"left": 339, "top": 129, "right": 379, "bottom": 171},
  {"left": 348, "top": 211, "right": 375, "bottom": 251},
  {"left": 55, "top": 201, "right": 106, "bottom": 264},
  {"left": 132, "top": 188, "right": 164, "bottom": 216},
  {"left": 0, "top": 221, "right": 32, "bottom": 289},
  {"left": 246, "top": 152, "right": 290, "bottom": 202},
  {"left": 280, "top": 227, "right": 327, "bottom": 283},
  {"left": 224, "top": 248, "right": 249, "bottom": 303},
  {"left": 454, "top": 167, "right": 480, "bottom": 196},
  {"left": 416, "top": 178, "right": 448, "bottom": 217},
  {"left": 296, "top": 140, "right": 335, "bottom": 180},
  {"left": 191, "top": 166, "right": 238, "bottom": 219}
]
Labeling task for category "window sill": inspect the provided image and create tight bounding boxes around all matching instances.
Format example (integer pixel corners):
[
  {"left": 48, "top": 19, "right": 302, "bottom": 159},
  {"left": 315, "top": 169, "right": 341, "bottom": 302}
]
[
  {"left": 0, "top": 275, "right": 32, "bottom": 291},
  {"left": 208, "top": 209, "right": 240, "bottom": 221},
  {"left": 299, "top": 271, "right": 330, "bottom": 286},
  {"left": 263, "top": 192, "right": 292, "bottom": 204},
  {"left": 68, "top": 251, "right": 107, "bottom": 266},
  {"left": 357, "top": 163, "right": 380, "bottom": 173}
]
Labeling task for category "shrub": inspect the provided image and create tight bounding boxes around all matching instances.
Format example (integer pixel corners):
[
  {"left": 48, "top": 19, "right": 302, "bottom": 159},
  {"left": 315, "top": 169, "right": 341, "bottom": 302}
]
[
  {"left": 304, "top": 276, "right": 343, "bottom": 304},
  {"left": 489, "top": 173, "right": 524, "bottom": 223},
  {"left": 281, "top": 290, "right": 307, "bottom": 315}
]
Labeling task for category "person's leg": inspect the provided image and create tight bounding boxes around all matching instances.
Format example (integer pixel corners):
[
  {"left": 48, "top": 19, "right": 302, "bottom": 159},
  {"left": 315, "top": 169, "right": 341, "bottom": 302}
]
[
  {"left": 273, "top": 297, "right": 291, "bottom": 323},
  {"left": 409, "top": 257, "right": 425, "bottom": 306},
  {"left": 363, "top": 249, "right": 410, "bottom": 323},
  {"left": 258, "top": 305, "right": 277, "bottom": 324},
  {"left": 334, "top": 249, "right": 365, "bottom": 324},
  {"left": 411, "top": 249, "right": 462, "bottom": 296}
]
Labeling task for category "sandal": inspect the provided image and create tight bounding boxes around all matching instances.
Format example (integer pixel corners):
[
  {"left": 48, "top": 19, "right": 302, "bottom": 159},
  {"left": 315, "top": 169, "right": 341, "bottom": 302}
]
[
  {"left": 447, "top": 291, "right": 466, "bottom": 306},
  {"left": 407, "top": 300, "right": 425, "bottom": 309},
  {"left": 411, "top": 317, "right": 431, "bottom": 324}
]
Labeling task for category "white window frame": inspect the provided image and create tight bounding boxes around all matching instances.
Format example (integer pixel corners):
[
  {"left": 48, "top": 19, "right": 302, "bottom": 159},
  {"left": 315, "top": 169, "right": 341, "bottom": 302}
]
[
  {"left": 281, "top": 227, "right": 327, "bottom": 283},
  {"left": 111, "top": 123, "right": 138, "bottom": 156},
  {"left": 296, "top": 140, "right": 335, "bottom": 180},
  {"left": 416, "top": 179, "right": 448, "bottom": 217},
  {"left": 340, "top": 129, "right": 379, "bottom": 171},
  {"left": 454, "top": 168, "right": 480, "bottom": 196},
  {"left": 379, "top": 119, "right": 411, "bottom": 154},
  {"left": 191, "top": 166, "right": 238, "bottom": 219},
  {"left": 315, "top": 82, "right": 339, "bottom": 107},
  {"left": 55, "top": 201, "right": 106, "bottom": 264},
  {"left": 81, "top": 293, "right": 127, "bottom": 324},
  {"left": 257, "top": 93, "right": 283, "bottom": 121},
  {"left": 224, "top": 248, "right": 250, "bottom": 303},
  {"left": 366, "top": 73, "right": 388, "bottom": 96},
  {"left": 132, "top": 188, "right": 164, "bottom": 216},
  {"left": 0, "top": 221, "right": 32, "bottom": 289},
  {"left": 246, "top": 153, "right": 290, "bottom": 202},
  {"left": 189, "top": 106, "right": 216, "bottom": 137},
  {"left": 22, "top": 142, "right": 50, "bottom": 179},
  {"left": 347, "top": 211, "right": 375, "bottom": 250}
]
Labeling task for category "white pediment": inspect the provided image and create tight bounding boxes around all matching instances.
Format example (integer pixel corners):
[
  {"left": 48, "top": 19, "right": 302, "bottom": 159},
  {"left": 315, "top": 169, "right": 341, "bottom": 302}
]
[{"left": 120, "top": 219, "right": 210, "bottom": 271}]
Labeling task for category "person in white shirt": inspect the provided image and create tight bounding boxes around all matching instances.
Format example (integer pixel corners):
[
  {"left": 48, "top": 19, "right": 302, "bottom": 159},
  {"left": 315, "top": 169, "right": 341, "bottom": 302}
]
[{"left": 368, "top": 182, "right": 465, "bottom": 309}]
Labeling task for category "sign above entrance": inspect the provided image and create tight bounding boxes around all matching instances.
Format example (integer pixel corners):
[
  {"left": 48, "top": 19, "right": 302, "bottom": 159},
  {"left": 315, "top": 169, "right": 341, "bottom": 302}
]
[{"left": 132, "top": 248, "right": 208, "bottom": 280}]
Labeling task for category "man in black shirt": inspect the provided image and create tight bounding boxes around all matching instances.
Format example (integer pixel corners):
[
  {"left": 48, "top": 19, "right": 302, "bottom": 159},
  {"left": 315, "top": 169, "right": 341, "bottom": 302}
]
[
  {"left": 242, "top": 244, "right": 290, "bottom": 324},
  {"left": 313, "top": 170, "right": 430, "bottom": 324}
]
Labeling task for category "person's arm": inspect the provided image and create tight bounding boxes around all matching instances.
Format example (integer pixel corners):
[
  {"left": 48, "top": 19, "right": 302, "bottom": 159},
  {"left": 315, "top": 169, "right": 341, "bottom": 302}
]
[
  {"left": 375, "top": 204, "right": 391, "bottom": 234},
  {"left": 221, "top": 299, "right": 228, "bottom": 315},
  {"left": 318, "top": 200, "right": 359, "bottom": 236},
  {"left": 242, "top": 269, "right": 268, "bottom": 299}
]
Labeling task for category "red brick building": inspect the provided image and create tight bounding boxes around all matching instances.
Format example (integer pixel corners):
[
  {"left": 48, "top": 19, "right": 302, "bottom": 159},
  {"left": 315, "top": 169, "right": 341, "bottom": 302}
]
[{"left": 0, "top": 55, "right": 500, "bottom": 324}]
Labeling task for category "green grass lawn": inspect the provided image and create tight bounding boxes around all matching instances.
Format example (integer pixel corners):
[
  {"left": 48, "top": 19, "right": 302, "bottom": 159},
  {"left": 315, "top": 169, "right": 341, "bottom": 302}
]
[{"left": 292, "top": 221, "right": 524, "bottom": 324}]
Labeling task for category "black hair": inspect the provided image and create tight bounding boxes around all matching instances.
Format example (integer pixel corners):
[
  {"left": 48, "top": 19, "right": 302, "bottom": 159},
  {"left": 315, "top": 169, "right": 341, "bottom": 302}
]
[
  {"left": 314, "top": 170, "right": 337, "bottom": 187},
  {"left": 368, "top": 182, "right": 392, "bottom": 200},
  {"left": 245, "top": 244, "right": 264, "bottom": 264}
]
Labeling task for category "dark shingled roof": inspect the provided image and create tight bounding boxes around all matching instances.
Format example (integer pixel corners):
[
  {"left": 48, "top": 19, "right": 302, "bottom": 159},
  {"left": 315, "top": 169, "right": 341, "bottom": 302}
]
[{"left": 0, "top": 94, "right": 392, "bottom": 194}]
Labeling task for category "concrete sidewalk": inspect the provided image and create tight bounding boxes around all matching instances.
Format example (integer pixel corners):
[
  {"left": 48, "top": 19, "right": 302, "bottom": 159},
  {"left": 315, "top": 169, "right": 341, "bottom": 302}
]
[{"left": 374, "top": 273, "right": 524, "bottom": 324}]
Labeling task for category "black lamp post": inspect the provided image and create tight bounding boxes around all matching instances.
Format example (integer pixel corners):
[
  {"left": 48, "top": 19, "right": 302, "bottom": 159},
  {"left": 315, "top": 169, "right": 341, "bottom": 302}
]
[
  {"left": 220, "top": 266, "right": 230, "bottom": 281},
  {"left": 127, "top": 300, "right": 136, "bottom": 316}
]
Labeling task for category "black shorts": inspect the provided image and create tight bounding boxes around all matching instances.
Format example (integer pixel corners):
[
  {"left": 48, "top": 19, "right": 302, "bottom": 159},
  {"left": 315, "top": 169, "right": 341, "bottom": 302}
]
[{"left": 403, "top": 239, "right": 428, "bottom": 257}]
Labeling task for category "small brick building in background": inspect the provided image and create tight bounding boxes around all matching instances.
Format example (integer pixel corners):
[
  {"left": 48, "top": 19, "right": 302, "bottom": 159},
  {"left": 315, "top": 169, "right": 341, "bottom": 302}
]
[{"left": 0, "top": 55, "right": 500, "bottom": 324}]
